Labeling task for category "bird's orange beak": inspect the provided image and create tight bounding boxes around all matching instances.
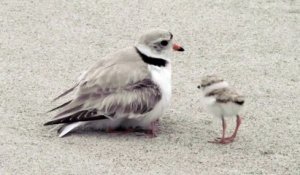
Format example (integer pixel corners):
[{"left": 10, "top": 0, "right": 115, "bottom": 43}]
[{"left": 172, "top": 43, "right": 184, "bottom": 52}]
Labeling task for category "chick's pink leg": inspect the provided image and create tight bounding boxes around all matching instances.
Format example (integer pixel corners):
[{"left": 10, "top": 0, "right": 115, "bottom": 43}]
[
  {"left": 222, "top": 115, "right": 242, "bottom": 141},
  {"left": 209, "top": 117, "right": 231, "bottom": 144}
]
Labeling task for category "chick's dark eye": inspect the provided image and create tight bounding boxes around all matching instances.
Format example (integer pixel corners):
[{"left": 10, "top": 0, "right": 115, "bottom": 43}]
[{"left": 160, "top": 40, "right": 168, "bottom": 46}]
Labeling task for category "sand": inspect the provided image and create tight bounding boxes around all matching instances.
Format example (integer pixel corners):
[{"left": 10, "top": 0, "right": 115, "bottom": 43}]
[{"left": 0, "top": 0, "right": 299, "bottom": 174}]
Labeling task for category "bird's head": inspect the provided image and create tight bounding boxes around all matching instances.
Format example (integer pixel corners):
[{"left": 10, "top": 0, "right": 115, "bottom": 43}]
[{"left": 136, "top": 29, "right": 184, "bottom": 57}]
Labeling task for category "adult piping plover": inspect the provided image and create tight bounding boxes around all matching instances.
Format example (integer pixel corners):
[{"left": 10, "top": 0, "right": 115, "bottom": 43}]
[
  {"left": 197, "top": 75, "right": 245, "bottom": 144},
  {"left": 45, "top": 29, "right": 184, "bottom": 137}
]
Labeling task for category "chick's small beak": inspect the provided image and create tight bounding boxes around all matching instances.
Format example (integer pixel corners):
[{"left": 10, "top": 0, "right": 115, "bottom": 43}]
[{"left": 172, "top": 43, "right": 184, "bottom": 52}]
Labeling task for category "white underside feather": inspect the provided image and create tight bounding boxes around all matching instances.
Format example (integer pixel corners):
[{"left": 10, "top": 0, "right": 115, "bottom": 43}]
[{"left": 58, "top": 122, "right": 85, "bottom": 137}]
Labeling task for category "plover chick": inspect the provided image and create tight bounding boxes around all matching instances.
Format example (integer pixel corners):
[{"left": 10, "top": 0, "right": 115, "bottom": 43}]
[{"left": 197, "top": 75, "right": 245, "bottom": 144}]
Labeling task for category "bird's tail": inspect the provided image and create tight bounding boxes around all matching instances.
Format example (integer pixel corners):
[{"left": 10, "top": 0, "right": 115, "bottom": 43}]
[
  {"left": 52, "top": 83, "right": 79, "bottom": 102},
  {"left": 57, "top": 122, "right": 85, "bottom": 137}
]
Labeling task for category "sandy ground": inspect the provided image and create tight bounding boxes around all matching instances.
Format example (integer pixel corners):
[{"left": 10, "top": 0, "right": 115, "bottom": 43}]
[{"left": 0, "top": 0, "right": 299, "bottom": 174}]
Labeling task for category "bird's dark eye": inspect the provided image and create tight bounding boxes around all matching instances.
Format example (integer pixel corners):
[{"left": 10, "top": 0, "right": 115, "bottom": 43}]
[
  {"left": 197, "top": 85, "right": 201, "bottom": 89},
  {"left": 160, "top": 40, "right": 168, "bottom": 46}
]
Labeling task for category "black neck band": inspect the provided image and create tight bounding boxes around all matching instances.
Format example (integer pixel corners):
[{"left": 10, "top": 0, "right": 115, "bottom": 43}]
[{"left": 135, "top": 47, "right": 168, "bottom": 67}]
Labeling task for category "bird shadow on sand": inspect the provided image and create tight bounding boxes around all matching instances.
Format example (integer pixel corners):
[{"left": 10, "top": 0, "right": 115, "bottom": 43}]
[
  {"left": 51, "top": 117, "right": 229, "bottom": 147},
  {"left": 61, "top": 127, "right": 161, "bottom": 139}
]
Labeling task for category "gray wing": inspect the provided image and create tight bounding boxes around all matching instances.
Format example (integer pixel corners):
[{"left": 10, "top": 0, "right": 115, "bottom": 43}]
[
  {"left": 45, "top": 47, "right": 162, "bottom": 125},
  {"left": 44, "top": 78, "right": 162, "bottom": 125},
  {"left": 206, "top": 88, "right": 245, "bottom": 104},
  {"left": 49, "top": 47, "right": 144, "bottom": 101}
]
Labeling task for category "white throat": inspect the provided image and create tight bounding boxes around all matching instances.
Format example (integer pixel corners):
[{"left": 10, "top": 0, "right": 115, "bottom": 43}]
[{"left": 136, "top": 44, "right": 170, "bottom": 61}]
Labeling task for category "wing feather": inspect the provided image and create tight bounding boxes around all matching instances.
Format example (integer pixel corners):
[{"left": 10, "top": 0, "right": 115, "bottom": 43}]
[
  {"left": 52, "top": 83, "right": 79, "bottom": 101},
  {"left": 45, "top": 47, "right": 161, "bottom": 125},
  {"left": 206, "top": 88, "right": 245, "bottom": 104}
]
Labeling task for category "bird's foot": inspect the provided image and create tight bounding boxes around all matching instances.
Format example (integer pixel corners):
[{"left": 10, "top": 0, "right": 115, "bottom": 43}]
[
  {"left": 208, "top": 137, "right": 235, "bottom": 144},
  {"left": 145, "top": 130, "right": 157, "bottom": 138},
  {"left": 145, "top": 120, "right": 160, "bottom": 138},
  {"left": 217, "top": 136, "right": 236, "bottom": 142}
]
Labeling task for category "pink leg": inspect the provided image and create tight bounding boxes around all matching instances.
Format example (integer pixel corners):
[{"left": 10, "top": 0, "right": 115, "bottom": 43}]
[
  {"left": 224, "top": 115, "right": 242, "bottom": 141},
  {"left": 146, "top": 120, "right": 160, "bottom": 137},
  {"left": 153, "top": 119, "right": 160, "bottom": 132},
  {"left": 209, "top": 117, "right": 230, "bottom": 144},
  {"left": 213, "top": 115, "right": 242, "bottom": 144}
]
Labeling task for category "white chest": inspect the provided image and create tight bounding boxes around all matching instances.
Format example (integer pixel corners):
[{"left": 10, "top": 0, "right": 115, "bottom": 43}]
[
  {"left": 149, "top": 64, "right": 172, "bottom": 103},
  {"left": 125, "top": 63, "right": 172, "bottom": 128}
]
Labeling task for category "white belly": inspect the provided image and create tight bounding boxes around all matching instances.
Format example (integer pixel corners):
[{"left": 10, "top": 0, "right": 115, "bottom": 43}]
[
  {"left": 121, "top": 64, "right": 172, "bottom": 129},
  {"left": 141, "top": 64, "right": 172, "bottom": 128},
  {"left": 148, "top": 65, "right": 172, "bottom": 116},
  {"left": 206, "top": 100, "right": 243, "bottom": 118},
  {"left": 149, "top": 64, "right": 172, "bottom": 104}
]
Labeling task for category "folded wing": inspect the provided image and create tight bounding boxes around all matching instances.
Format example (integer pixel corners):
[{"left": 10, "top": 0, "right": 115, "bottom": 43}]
[{"left": 45, "top": 47, "right": 161, "bottom": 125}]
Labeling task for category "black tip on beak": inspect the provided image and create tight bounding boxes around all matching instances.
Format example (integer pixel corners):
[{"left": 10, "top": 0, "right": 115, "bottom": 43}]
[
  {"left": 178, "top": 47, "right": 184, "bottom": 52},
  {"left": 172, "top": 44, "right": 184, "bottom": 52}
]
